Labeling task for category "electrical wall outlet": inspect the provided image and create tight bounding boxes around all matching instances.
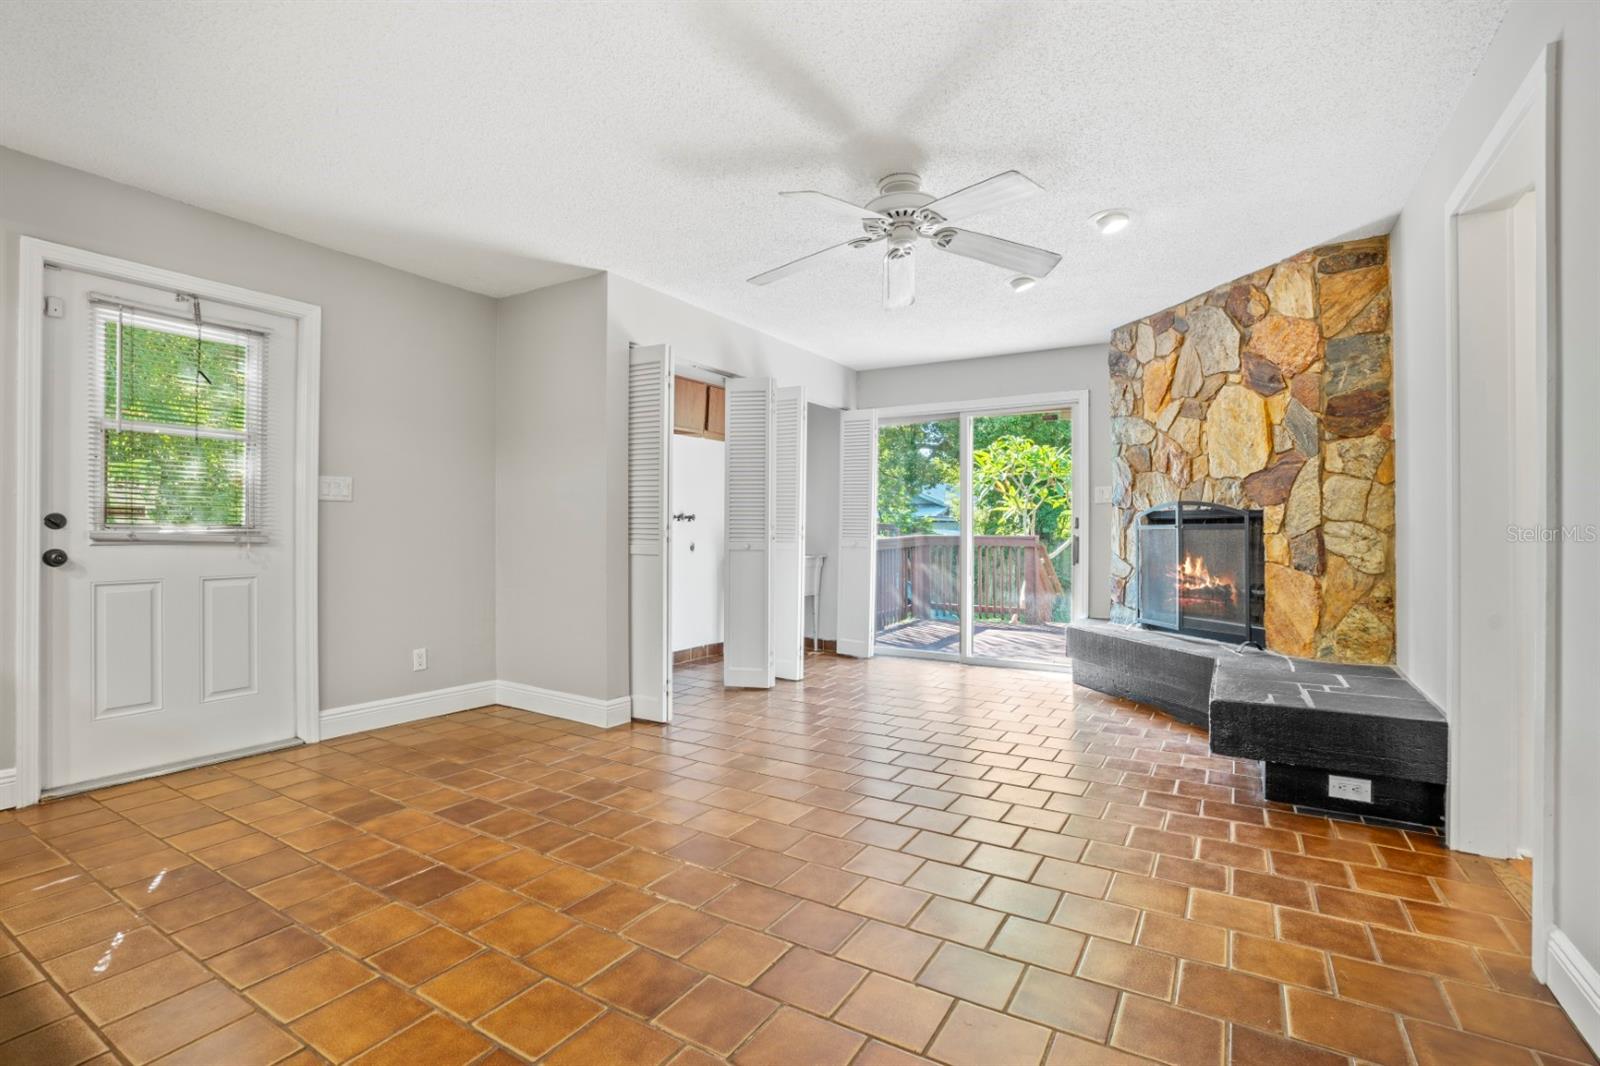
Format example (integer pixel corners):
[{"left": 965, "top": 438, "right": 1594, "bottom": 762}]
[
  {"left": 412, "top": 647, "right": 428, "bottom": 671},
  {"left": 1328, "top": 774, "right": 1373, "bottom": 803},
  {"left": 1094, "top": 485, "right": 1112, "bottom": 504},
  {"left": 319, "top": 476, "right": 353, "bottom": 502}
]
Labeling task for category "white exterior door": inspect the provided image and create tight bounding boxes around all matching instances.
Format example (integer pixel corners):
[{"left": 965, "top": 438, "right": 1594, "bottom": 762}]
[
  {"left": 628, "top": 344, "right": 673, "bottom": 722},
  {"left": 40, "top": 268, "right": 298, "bottom": 790},
  {"left": 723, "top": 377, "right": 774, "bottom": 688},
  {"left": 836, "top": 409, "right": 877, "bottom": 658},
  {"left": 771, "top": 386, "right": 806, "bottom": 680}
]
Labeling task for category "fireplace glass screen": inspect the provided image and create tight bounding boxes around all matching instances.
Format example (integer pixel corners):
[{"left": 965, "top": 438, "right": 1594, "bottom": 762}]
[{"left": 1136, "top": 502, "right": 1264, "bottom": 646}]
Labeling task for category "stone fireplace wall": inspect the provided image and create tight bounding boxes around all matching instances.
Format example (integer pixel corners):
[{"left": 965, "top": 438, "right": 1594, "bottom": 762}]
[{"left": 1107, "top": 236, "right": 1395, "bottom": 663}]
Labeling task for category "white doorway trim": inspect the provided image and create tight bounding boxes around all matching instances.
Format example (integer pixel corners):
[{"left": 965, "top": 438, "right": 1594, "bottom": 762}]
[
  {"left": 11, "top": 238, "right": 322, "bottom": 808},
  {"left": 1440, "top": 44, "right": 1557, "bottom": 977},
  {"left": 867, "top": 388, "right": 1089, "bottom": 670}
]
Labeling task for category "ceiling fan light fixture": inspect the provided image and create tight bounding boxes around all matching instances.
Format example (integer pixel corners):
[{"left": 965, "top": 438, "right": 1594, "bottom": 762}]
[
  {"left": 750, "top": 170, "right": 1062, "bottom": 308},
  {"left": 1090, "top": 209, "right": 1132, "bottom": 235}
]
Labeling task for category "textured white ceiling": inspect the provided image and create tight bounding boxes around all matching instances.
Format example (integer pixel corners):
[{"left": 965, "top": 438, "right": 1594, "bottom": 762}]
[{"left": 0, "top": 1, "right": 1506, "bottom": 369}]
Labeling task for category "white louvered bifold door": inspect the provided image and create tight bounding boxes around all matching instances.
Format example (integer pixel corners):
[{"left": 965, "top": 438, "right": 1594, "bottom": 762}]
[
  {"left": 771, "top": 386, "right": 807, "bottom": 681},
  {"left": 724, "top": 377, "right": 775, "bottom": 689},
  {"left": 628, "top": 344, "right": 672, "bottom": 722},
  {"left": 837, "top": 409, "right": 878, "bottom": 658}
]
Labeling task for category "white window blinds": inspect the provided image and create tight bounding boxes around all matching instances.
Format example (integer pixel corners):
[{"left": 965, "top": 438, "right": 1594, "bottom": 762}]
[{"left": 88, "top": 296, "right": 270, "bottom": 541}]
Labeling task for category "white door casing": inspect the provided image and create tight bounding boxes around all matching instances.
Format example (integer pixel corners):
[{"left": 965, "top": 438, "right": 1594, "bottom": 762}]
[
  {"left": 627, "top": 344, "right": 672, "bottom": 722},
  {"left": 836, "top": 409, "right": 877, "bottom": 659},
  {"left": 724, "top": 377, "right": 774, "bottom": 688},
  {"left": 771, "top": 386, "right": 806, "bottom": 681},
  {"left": 39, "top": 267, "right": 299, "bottom": 790},
  {"left": 1440, "top": 45, "right": 1558, "bottom": 983}
]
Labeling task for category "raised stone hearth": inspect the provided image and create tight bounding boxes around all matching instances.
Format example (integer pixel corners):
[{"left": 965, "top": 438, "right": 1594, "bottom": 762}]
[
  {"left": 1107, "top": 237, "right": 1396, "bottom": 664},
  {"left": 1068, "top": 620, "right": 1445, "bottom": 825}
]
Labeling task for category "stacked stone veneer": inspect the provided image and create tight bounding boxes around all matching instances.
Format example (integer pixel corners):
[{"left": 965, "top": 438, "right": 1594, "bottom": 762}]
[{"left": 1107, "top": 236, "right": 1395, "bottom": 663}]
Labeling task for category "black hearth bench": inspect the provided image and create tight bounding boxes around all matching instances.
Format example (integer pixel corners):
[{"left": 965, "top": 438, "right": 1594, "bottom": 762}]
[{"left": 1066, "top": 620, "right": 1447, "bottom": 826}]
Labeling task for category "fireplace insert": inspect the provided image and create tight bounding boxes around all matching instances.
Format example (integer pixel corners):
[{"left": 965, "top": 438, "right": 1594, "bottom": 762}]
[{"left": 1136, "top": 502, "right": 1265, "bottom": 647}]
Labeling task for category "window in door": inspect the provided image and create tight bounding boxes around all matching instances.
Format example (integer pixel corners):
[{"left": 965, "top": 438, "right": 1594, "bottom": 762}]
[{"left": 90, "top": 299, "right": 267, "bottom": 539}]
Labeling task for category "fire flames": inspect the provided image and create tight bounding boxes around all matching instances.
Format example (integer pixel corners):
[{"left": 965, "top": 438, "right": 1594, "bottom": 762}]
[{"left": 1177, "top": 552, "right": 1238, "bottom": 613}]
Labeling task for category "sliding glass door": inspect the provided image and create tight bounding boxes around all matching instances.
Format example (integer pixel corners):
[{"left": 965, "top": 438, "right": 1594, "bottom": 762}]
[
  {"left": 874, "top": 417, "right": 961, "bottom": 657},
  {"left": 967, "top": 408, "right": 1075, "bottom": 665},
  {"left": 870, "top": 398, "right": 1081, "bottom": 669}
]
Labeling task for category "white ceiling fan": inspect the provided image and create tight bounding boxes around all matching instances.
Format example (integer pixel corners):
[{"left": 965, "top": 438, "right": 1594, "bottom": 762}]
[{"left": 748, "top": 170, "right": 1062, "bottom": 309}]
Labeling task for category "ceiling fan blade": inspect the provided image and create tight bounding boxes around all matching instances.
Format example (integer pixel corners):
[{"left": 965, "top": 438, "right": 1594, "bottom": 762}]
[
  {"left": 748, "top": 239, "right": 869, "bottom": 286},
  {"left": 924, "top": 170, "right": 1042, "bottom": 223},
  {"left": 779, "top": 190, "right": 887, "bottom": 224},
  {"left": 884, "top": 252, "right": 915, "bottom": 310},
  {"left": 935, "top": 228, "right": 1062, "bottom": 278}
]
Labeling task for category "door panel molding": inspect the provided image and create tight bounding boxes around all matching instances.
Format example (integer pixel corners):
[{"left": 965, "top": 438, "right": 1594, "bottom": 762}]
[
  {"left": 201, "top": 575, "right": 259, "bottom": 702},
  {"left": 92, "top": 580, "right": 164, "bottom": 718},
  {"left": 12, "top": 238, "right": 322, "bottom": 808}
]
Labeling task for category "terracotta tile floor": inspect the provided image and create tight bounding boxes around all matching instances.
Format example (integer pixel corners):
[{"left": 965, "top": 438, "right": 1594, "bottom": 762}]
[{"left": 1, "top": 653, "right": 1591, "bottom": 1066}]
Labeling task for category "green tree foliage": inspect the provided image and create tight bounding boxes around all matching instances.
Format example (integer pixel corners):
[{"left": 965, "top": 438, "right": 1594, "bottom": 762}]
[
  {"left": 101, "top": 320, "right": 249, "bottom": 527},
  {"left": 877, "top": 413, "right": 1074, "bottom": 540},
  {"left": 972, "top": 412, "right": 1072, "bottom": 455},
  {"left": 966, "top": 415, "right": 1074, "bottom": 622},
  {"left": 967, "top": 435, "right": 1072, "bottom": 537},
  {"left": 876, "top": 420, "right": 957, "bottom": 534}
]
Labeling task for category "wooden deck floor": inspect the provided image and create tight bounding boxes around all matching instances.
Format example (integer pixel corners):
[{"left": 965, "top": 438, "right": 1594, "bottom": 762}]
[{"left": 876, "top": 618, "right": 1068, "bottom": 663}]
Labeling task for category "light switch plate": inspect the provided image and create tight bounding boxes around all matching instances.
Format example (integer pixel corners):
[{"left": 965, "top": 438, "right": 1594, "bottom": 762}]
[
  {"left": 318, "top": 476, "right": 353, "bottom": 502},
  {"left": 1094, "top": 485, "right": 1112, "bottom": 504}
]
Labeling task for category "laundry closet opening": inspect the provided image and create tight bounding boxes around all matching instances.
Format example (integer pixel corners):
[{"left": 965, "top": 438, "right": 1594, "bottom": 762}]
[{"left": 670, "top": 373, "right": 726, "bottom": 667}]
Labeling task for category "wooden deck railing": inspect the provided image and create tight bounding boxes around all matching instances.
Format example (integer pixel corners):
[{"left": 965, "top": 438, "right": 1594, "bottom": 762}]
[{"left": 875, "top": 534, "right": 1065, "bottom": 630}]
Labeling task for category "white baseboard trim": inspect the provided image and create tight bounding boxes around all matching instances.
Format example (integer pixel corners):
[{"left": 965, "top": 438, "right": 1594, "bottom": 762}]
[
  {"left": 321, "top": 681, "right": 501, "bottom": 739},
  {"left": 319, "top": 678, "right": 632, "bottom": 739},
  {"left": 495, "top": 681, "right": 630, "bottom": 729},
  {"left": 1549, "top": 928, "right": 1600, "bottom": 1055},
  {"left": 0, "top": 768, "right": 17, "bottom": 810}
]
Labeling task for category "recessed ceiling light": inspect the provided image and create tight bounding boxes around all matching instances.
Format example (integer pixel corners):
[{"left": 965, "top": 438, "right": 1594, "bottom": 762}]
[
  {"left": 1009, "top": 276, "right": 1037, "bottom": 293},
  {"left": 1090, "top": 209, "right": 1132, "bottom": 235}
]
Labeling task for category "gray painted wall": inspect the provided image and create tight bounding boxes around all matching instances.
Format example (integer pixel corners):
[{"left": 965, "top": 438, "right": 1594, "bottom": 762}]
[
  {"left": 855, "top": 344, "right": 1115, "bottom": 620},
  {"left": 1390, "top": 0, "right": 1600, "bottom": 980},
  {"left": 0, "top": 150, "right": 855, "bottom": 754},
  {"left": 493, "top": 276, "right": 621, "bottom": 701},
  {"left": 0, "top": 147, "right": 499, "bottom": 769}
]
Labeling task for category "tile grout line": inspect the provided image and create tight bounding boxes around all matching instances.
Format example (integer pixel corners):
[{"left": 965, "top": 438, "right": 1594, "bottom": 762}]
[{"left": 1, "top": 655, "right": 1579, "bottom": 1066}]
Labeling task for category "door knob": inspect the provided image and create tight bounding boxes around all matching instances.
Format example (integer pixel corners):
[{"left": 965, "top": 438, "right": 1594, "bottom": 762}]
[{"left": 42, "top": 549, "right": 68, "bottom": 568}]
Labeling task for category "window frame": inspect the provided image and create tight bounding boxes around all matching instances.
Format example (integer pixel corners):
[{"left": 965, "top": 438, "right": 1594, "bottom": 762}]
[{"left": 88, "top": 299, "right": 269, "bottom": 543}]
